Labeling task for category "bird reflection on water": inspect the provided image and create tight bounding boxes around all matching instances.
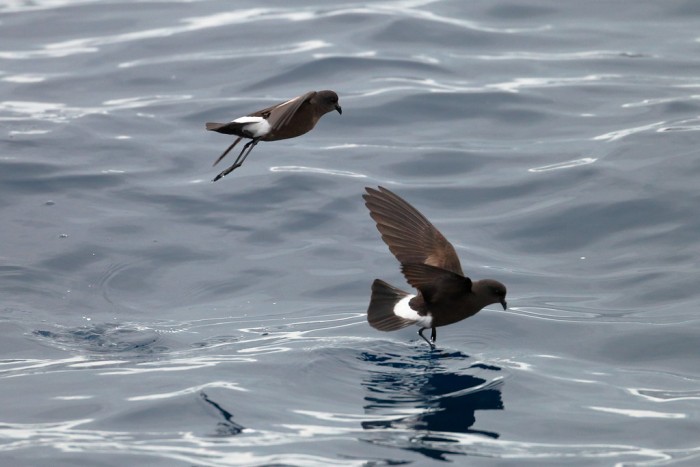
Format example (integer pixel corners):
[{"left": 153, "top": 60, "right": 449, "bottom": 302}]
[{"left": 359, "top": 350, "right": 503, "bottom": 461}]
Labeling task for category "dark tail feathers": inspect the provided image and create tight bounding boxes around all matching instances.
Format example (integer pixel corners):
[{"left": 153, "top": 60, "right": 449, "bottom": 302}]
[
  {"left": 367, "top": 279, "right": 415, "bottom": 331},
  {"left": 206, "top": 121, "right": 247, "bottom": 136},
  {"left": 206, "top": 122, "right": 223, "bottom": 131}
]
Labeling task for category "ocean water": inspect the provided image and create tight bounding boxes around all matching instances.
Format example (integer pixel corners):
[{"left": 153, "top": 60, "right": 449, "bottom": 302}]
[{"left": 2, "top": 0, "right": 700, "bottom": 465}]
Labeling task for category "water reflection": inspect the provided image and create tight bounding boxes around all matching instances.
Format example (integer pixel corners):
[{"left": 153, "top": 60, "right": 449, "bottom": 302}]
[
  {"left": 359, "top": 350, "right": 503, "bottom": 461},
  {"left": 199, "top": 391, "right": 246, "bottom": 437}
]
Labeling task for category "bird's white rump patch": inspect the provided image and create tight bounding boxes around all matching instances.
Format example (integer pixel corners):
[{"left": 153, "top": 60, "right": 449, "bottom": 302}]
[
  {"left": 394, "top": 295, "right": 432, "bottom": 328},
  {"left": 231, "top": 116, "right": 271, "bottom": 137},
  {"left": 232, "top": 116, "right": 264, "bottom": 124}
]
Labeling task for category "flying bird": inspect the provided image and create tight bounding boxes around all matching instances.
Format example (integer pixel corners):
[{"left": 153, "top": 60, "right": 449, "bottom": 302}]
[
  {"left": 363, "top": 186, "right": 508, "bottom": 349},
  {"left": 206, "top": 90, "right": 342, "bottom": 181}
]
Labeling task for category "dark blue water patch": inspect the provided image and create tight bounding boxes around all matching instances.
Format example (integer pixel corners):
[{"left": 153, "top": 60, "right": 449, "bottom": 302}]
[
  {"left": 360, "top": 350, "right": 503, "bottom": 461},
  {"left": 0, "top": 265, "right": 57, "bottom": 297},
  {"left": 199, "top": 391, "right": 246, "bottom": 437},
  {"left": 276, "top": 207, "right": 338, "bottom": 232},
  {"left": 0, "top": 159, "right": 61, "bottom": 194},
  {"left": 370, "top": 17, "right": 496, "bottom": 48},
  {"left": 361, "top": 91, "right": 551, "bottom": 126},
  {"left": 0, "top": 2, "right": 170, "bottom": 42},
  {"left": 212, "top": 174, "right": 339, "bottom": 213},
  {"left": 500, "top": 197, "right": 687, "bottom": 253},
  {"left": 1, "top": 135, "right": 47, "bottom": 156},
  {"left": 302, "top": 278, "right": 370, "bottom": 301},
  {"left": 114, "top": 190, "right": 250, "bottom": 232},
  {"left": 485, "top": 3, "right": 558, "bottom": 19},
  {"left": 659, "top": 99, "right": 700, "bottom": 115},
  {"left": 413, "top": 349, "right": 473, "bottom": 361},
  {"left": 0, "top": 158, "right": 125, "bottom": 195},
  {"left": 93, "top": 391, "right": 226, "bottom": 435},
  {"left": 32, "top": 323, "right": 166, "bottom": 354},
  {"left": 672, "top": 0, "right": 700, "bottom": 15},
  {"left": 190, "top": 266, "right": 287, "bottom": 302},
  {"left": 386, "top": 150, "right": 491, "bottom": 177},
  {"left": 628, "top": 272, "right": 698, "bottom": 307},
  {"left": 594, "top": 327, "right": 700, "bottom": 368},
  {"left": 470, "top": 363, "right": 501, "bottom": 371},
  {"left": 37, "top": 245, "right": 108, "bottom": 272},
  {"left": 404, "top": 180, "right": 549, "bottom": 214},
  {"left": 243, "top": 56, "right": 449, "bottom": 92},
  {"left": 190, "top": 335, "right": 241, "bottom": 349}
]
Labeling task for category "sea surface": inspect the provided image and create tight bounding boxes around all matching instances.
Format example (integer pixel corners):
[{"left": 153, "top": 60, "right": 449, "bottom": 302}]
[{"left": 2, "top": 0, "right": 700, "bottom": 465}]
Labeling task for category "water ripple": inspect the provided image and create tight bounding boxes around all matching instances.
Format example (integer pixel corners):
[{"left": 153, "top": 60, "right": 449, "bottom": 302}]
[
  {"left": 270, "top": 166, "right": 367, "bottom": 178},
  {"left": 1, "top": 0, "right": 548, "bottom": 61},
  {"left": 361, "top": 431, "right": 700, "bottom": 464},
  {"left": 128, "top": 381, "right": 247, "bottom": 401},
  {"left": 364, "top": 74, "right": 620, "bottom": 96},
  {"left": 588, "top": 406, "right": 686, "bottom": 419},
  {"left": 593, "top": 121, "right": 666, "bottom": 141},
  {"left": 629, "top": 387, "right": 700, "bottom": 402},
  {"left": 0, "top": 418, "right": 375, "bottom": 466},
  {"left": 461, "top": 50, "right": 650, "bottom": 61},
  {"left": 325, "top": 1, "right": 551, "bottom": 34},
  {"left": 529, "top": 157, "right": 597, "bottom": 172},
  {"left": 0, "top": 95, "right": 191, "bottom": 123},
  {"left": 118, "top": 40, "right": 329, "bottom": 69}
]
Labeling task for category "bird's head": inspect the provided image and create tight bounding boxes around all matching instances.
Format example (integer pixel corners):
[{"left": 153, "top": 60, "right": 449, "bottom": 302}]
[
  {"left": 316, "top": 90, "right": 342, "bottom": 115},
  {"left": 480, "top": 279, "right": 508, "bottom": 310}
]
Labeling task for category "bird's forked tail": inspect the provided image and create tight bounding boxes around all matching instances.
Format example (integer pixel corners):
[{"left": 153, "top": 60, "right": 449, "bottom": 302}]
[{"left": 367, "top": 279, "right": 416, "bottom": 331}]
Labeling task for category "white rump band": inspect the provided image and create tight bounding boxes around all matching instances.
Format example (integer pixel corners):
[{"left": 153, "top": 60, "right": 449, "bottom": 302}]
[{"left": 393, "top": 295, "right": 432, "bottom": 328}]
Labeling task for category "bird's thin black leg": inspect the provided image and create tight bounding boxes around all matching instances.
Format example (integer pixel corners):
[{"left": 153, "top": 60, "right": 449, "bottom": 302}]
[
  {"left": 418, "top": 327, "right": 435, "bottom": 349},
  {"left": 431, "top": 327, "right": 436, "bottom": 343},
  {"left": 212, "top": 139, "right": 260, "bottom": 182},
  {"left": 235, "top": 139, "right": 258, "bottom": 166},
  {"left": 212, "top": 137, "right": 243, "bottom": 167}
]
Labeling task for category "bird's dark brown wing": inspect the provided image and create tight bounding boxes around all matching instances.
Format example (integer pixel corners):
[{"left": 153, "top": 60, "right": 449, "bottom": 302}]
[
  {"left": 364, "top": 186, "right": 464, "bottom": 276},
  {"left": 401, "top": 263, "right": 472, "bottom": 304},
  {"left": 253, "top": 91, "right": 316, "bottom": 130}
]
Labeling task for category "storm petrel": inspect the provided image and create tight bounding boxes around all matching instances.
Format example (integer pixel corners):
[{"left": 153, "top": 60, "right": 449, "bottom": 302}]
[
  {"left": 363, "top": 186, "right": 508, "bottom": 349},
  {"left": 206, "top": 90, "right": 341, "bottom": 181}
]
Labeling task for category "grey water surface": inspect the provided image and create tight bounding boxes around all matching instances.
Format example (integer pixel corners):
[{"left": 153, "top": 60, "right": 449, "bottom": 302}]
[{"left": 2, "top": 0, "right": 700, "bottom": 465}]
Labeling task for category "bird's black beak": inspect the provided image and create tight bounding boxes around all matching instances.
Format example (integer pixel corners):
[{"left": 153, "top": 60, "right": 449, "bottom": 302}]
[
  {"left": 335, "top": 105, "right": 342, "bottom": 115},
  {"left": 501, "top": 300, "right": 508, "bottom": 311}
]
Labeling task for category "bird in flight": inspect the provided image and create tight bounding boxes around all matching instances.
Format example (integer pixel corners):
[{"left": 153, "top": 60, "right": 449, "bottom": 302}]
[
  {"left": 206, "top": 90, "right": 342, "bottom": 181},
  {"left": 363, "top": 186, "right": 508, "bottom": 349}
]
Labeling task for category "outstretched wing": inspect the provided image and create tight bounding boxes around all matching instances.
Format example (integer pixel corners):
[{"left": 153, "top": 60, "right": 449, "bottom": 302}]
[
  {"left": 401, "top": 263, "right": 471, "bottom": 304},
  {"left": 254, "top": 91, "right": 315, "bottom": 130},
  {"left": 205, "top": 91, "right": 315, "bottom": 138},
  {"left": 363, "top": 186, "right": 464, "bottom": 276}
]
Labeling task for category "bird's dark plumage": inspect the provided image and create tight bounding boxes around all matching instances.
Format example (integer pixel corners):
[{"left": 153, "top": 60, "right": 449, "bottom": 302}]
[
  {"left": 206, "top": 90, "right": 341, "bottom": 181},
  {"left": 363, "top": 186, "right": 463, "bottom": 275},
  {"left": 367, "top": 279, "right": 414, "bottom": 331},
  {"left": 363, "top": 186, "right": 508, "bottom": 349}
]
